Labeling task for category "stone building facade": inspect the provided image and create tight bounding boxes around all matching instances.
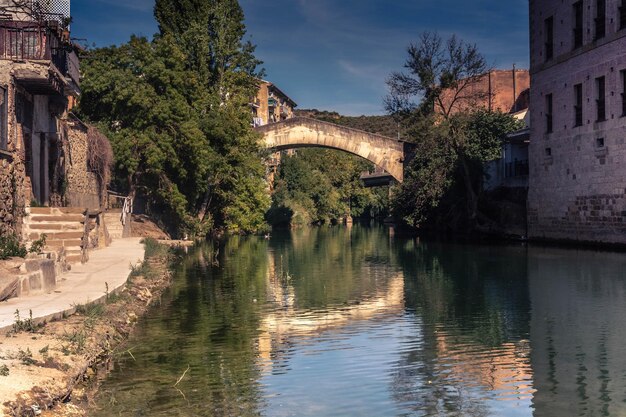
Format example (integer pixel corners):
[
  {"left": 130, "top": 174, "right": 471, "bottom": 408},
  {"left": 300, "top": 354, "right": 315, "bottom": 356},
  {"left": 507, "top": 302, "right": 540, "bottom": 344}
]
[
  {"left": 0, "top": 0, "right": 105, "bottom": 239},
  {"left": 528, "top": 0, "right": 626, "bottom": 243},
  {"left": 252, "top": 80, "right": 297, "bottom": 127}
]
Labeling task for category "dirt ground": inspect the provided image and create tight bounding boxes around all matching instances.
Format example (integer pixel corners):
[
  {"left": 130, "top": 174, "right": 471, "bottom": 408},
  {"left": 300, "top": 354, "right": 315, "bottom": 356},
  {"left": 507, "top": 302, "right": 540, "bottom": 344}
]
[
  {"left": 130, "top": 215, "right": 170, "bottom": 240},
  {"left": 0, "top": 242, "right": 176, "bottom": 417}
]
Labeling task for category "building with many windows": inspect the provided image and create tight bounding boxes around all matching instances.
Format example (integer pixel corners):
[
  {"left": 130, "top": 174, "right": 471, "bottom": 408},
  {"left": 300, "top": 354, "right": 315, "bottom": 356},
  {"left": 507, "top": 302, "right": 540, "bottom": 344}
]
[
  {"left": 528, "top": 0, "right": 626, "bottom": 243},
  {"left": 251, "top": 80, "right": 297, "bottom": 127}
]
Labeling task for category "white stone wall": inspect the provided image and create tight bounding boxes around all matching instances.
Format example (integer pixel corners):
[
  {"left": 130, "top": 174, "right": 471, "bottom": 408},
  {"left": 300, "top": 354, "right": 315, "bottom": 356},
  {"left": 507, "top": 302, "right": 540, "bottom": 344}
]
[{"left": 529, "top": 0, "right": 626, "bottom": 243}]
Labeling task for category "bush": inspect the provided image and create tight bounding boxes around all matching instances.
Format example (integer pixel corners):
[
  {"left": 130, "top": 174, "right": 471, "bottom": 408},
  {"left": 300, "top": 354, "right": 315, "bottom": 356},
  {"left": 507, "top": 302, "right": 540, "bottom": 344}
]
[{"left": 0, "top": 234, "right": 27, "bottom": 260}]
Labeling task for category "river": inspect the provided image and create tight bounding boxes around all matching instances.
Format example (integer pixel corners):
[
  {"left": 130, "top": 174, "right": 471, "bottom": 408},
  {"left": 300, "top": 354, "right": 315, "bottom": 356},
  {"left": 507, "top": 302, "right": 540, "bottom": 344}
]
[{"left": 90, "top": 224, "right": 626, "bottom": 416}]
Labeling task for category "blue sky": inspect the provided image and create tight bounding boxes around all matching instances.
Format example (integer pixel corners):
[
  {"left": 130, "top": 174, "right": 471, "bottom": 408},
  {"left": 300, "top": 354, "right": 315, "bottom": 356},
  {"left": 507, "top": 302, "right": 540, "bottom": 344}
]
[{"left": 72, "top": 0, "right": 529, "bottom": 116}]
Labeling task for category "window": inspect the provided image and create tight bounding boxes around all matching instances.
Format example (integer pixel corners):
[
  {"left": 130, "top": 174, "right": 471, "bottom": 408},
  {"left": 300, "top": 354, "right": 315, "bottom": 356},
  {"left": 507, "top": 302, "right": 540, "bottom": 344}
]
[
  {"left": 596, "top": 76, "right": 606, "bottom": 121},
  {"left": 573, "top": 1, "right": 584, "bottom": 49},
  {"left": 545, "top": 16, "right": 554, "bottom": 61},
  {"left": 545, "top": 147, "right": 552, "bottom": 157},
  {"left": 595, "top": 0, "right": 606, "bottom": 40},
  {"left": 620, "top": 0, "right": 626, "bottom": 30},
  {"left": 0, "top": 87, "right": 6, "bottom": 151},
  {"left": 596, "top": 137, "right": 605, "bottom": 148},
  {"left": 621, "top": 70, "right": 626, "bottom": 116},
  {"left": 574, "top": 83, "right": 583, "bottom": 127},
  {"left": 546, "top": 93, "right": 553, "bottom": 133}
]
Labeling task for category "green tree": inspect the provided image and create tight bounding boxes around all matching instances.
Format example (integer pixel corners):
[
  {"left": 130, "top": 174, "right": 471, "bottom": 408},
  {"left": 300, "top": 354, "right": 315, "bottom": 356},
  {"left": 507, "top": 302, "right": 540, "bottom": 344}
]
[
  {"left": 79, "top": 35, "right": 211, "bottom": 232},
  {"left": 386, "top": 32, "right": 523, "bottom": 229},
  {"left": 267, "top": 149, "right": 384, "bottom": 226},
  {"left": 79, "top": 0, "right": 269, "bottom": 236}
]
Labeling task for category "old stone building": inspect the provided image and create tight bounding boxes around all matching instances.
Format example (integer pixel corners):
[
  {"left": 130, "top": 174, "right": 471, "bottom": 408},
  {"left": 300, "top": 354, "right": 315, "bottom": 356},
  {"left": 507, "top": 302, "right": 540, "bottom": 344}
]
[
  {"left": 0, "top": 1, "right": 114, "bottom": 252},
  {"left": 439, "top": 68, "right": 530, "bottom": 116},
  {"left": 0, "top": 0, "right": 79, "bottom": 233},
  {"left": 528, "top": 0, "right": 626, "bottom": 243},
  {"left": 252, "top": 80, "right": 297, "bottom": 127},
  {"left": 439, "top": 68, "right": 531, "bottom": 192}
]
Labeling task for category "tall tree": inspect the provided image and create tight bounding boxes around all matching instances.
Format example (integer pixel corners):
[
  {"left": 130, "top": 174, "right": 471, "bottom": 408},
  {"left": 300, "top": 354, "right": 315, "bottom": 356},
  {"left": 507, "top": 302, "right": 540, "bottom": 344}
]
[
  {"left": 385, "top": 31, "right": 490, "bottom": 118},
  {"left": 155, "top": 0, "right": 268, "bottom": 232},
  {"left": 80, "top": 0, "right": 269, "bottom": 236},
  {"left": 386, "top": 32, "right": 523, "bottom": 230}
]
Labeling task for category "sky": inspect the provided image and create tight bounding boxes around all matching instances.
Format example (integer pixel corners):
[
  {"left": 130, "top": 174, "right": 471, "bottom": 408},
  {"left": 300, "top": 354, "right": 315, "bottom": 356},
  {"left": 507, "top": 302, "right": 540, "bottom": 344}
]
[{"left": 71, "top": 0, "right": 529, "bottom": 116}]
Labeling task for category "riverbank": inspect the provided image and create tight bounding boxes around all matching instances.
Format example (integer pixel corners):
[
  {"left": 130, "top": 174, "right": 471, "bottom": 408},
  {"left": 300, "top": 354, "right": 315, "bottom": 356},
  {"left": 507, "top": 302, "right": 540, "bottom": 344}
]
[{"left": 0, "top": 239, "right": 178, "bottom": 416}]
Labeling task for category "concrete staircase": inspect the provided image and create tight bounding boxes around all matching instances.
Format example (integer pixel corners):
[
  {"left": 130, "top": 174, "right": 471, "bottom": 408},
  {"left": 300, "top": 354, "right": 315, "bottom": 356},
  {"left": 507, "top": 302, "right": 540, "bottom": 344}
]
[
  {"left": 104, "top": 210, "right": 124, "bottom": 239},
  {"left": 23, "top": 207, "right": 87, "bottom": 265}
]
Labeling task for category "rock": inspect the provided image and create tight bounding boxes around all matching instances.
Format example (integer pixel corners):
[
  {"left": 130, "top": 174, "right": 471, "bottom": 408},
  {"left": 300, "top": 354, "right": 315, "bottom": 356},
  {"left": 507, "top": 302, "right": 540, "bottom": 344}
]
[
  {"left": 1, "top": 257, "right": 24, "bottom": 270},
  {"left": 0, "top": 273, "right": 19, "bottom": 301}
]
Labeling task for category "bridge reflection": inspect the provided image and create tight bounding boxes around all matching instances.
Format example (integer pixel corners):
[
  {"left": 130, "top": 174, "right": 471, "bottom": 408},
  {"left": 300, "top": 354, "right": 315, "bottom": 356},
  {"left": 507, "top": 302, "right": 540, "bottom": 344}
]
[{"left": 256, "top": 248, "right": 405, "bottom": 372}]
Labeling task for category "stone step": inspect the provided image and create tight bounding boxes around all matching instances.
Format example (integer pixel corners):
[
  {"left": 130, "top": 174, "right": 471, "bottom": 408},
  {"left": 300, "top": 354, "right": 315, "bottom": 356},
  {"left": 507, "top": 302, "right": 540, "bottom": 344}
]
[
  {"left": 45, "top": 239, "right": 83, "bottom": 248},
  {"left": 28, "top": 215, "right": 86, "bottom": 223},
  {"left": 28, "top": 207, "right": 86, "bottom": 215},
  {"left": 26, "top": 223, "right": 83, "bottom": 231},
  {"left": 65, "top": 255, "right": 83, "bottom": 264},
  {"left": 27, "top": 231, "right": 84, "bottom": 241}
]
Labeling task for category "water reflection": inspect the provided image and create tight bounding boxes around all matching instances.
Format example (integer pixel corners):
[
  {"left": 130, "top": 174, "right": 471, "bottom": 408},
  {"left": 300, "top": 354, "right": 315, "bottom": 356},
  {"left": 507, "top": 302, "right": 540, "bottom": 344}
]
[
  {"left": 528, "top": 247, "right": 626, "bottom": 416},
  {"left": 91, "top": 225, "right": 626, "bottom": 417}
]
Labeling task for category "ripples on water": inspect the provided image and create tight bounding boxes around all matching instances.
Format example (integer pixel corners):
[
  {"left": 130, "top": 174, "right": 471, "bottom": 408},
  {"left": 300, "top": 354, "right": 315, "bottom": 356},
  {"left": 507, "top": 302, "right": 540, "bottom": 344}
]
[{"left": 91, "top": 225, "right": 626, "bottom": 417}]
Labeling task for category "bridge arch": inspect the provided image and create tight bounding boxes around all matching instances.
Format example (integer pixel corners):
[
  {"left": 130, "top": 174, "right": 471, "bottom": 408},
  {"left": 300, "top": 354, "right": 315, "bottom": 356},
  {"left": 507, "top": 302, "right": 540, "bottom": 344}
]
[{"left": 255, "top": 117, "right": 406, "bottom": 182}]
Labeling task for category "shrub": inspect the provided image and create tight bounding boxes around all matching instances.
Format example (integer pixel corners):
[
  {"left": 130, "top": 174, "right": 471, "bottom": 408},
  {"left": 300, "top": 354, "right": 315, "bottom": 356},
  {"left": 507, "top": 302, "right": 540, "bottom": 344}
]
[{"left": 0, "top": 234, "right": 27, "bottom": 260}]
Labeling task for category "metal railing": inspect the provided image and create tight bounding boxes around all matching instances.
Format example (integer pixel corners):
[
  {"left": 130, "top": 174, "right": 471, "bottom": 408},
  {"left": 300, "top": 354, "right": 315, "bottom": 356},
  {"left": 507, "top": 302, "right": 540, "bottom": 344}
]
[
  {"left": 0, "top": 22, "right": 51, "bottom": 60},
  {"left": 505, "top": 160, "right": 529, "bottom": 178},
  {"left": 0, "top": 21, "right": 73, "bottom": 79},
  {"left": 121, "top": 196, "right": 133, "bottom": 226}
]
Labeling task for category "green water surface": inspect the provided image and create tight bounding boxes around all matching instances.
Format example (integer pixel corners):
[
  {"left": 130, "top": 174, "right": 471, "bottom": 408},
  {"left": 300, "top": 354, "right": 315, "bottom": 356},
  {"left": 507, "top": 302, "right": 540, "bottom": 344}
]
[{"left": 91, "top": 224, "right": 626, "bottom": 416}]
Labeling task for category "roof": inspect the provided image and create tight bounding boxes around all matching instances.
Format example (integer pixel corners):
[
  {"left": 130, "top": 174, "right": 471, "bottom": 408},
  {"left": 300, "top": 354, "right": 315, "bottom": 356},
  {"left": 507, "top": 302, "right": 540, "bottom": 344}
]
[{"left": 259, "top": 79, "right": 297, "bottom": 108}]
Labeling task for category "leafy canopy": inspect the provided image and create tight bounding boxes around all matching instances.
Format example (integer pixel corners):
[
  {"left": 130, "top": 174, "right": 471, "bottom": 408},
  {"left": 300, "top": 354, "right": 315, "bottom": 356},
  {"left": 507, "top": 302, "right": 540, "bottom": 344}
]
[
  {"left": 386, "top": 32, "right": 524, "bottom": 229},
  {"left": 79, "top": 0, "right": 269, "bottom": 236}
]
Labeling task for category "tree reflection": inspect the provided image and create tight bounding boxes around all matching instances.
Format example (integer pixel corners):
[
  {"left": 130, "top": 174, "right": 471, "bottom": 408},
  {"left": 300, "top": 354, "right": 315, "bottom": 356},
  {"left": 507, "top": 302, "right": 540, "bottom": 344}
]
[
  {"left": 93, "top": 225, "right": 542, "bottom": 417},
  {"left": 390, "top": 240, "right": 534, "bottom": 415}
]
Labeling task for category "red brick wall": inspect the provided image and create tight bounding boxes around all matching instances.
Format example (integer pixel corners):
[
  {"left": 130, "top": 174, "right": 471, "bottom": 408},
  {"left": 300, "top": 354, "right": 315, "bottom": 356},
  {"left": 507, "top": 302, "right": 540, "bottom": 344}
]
[{"left": 439, "top": 69, "right": 530, "bottom": 115}]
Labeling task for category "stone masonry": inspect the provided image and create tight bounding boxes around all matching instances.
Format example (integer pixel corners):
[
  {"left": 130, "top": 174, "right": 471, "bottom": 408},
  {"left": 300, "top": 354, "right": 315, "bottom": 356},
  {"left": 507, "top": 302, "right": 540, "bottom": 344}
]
[
  {"left": 61, "top": 116, "right": 100, "bottom": 210},
  {"left": 256, "top": 117, "right": 407, "bottom": 182},
  {"left": 528, "top": 0, "right": 626, "bottom": 243},
  {"left": 0, "top": 60, "right": 38, "bottom": 236}
]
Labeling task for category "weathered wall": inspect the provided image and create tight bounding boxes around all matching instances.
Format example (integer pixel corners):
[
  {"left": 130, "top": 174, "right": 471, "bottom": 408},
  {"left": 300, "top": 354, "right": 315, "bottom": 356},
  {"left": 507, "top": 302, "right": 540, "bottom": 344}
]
[
  {"left": 0, "top": 61, "right": 41, "bottom": 236},
  {"left": 440, "top": 69, "right": 530, "bottom": 115},
  {"left": 0, "top": 156, "right": 26, "bottom": 236},
  {"left": 61, "top": 118, "right": 100, "bottom": 210},
  {"left": 528, "top": 0, "right": 626, "bottom": 244},
  {"left": 254, "top": 81, "right": 297, "bottom": 126},
  {"left": 256, "top": 117, "right": 406, "bottom": 182}
]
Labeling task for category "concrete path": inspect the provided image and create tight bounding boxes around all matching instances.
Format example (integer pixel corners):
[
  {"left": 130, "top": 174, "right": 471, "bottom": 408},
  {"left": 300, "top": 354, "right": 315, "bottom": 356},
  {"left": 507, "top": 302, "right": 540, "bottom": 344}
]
[{"left": 0, "top": 238, "right": 145, "bottom": 332}]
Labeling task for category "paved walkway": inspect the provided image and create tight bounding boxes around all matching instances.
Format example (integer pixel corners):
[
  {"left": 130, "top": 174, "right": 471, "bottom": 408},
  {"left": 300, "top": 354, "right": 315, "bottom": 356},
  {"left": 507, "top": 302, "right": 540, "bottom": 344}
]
[{"left": 0, "top": 238, "right": 145, "bottom": 332}]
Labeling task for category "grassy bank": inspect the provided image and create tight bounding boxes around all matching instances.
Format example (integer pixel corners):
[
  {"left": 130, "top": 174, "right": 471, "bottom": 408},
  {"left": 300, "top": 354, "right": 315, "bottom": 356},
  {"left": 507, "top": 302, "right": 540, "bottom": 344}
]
[{"left": 1, "top": 239, "right": 180, "bottom": 417}]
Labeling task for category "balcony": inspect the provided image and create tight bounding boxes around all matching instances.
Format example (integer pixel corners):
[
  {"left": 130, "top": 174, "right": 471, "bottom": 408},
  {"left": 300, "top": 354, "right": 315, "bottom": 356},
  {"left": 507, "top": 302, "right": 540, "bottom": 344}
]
[
  {"left": 0, "top": 21, "right": 78, "bottom": 95},
  {"left": 505, "top": 160, "right": 529, "bottom": 178}
]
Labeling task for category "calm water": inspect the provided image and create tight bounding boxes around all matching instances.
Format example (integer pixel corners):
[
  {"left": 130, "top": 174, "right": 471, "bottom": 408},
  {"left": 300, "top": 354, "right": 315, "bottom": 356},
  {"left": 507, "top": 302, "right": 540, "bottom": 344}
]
[{"left": 91, "top": 224, "right": 626, "bottom": 416}]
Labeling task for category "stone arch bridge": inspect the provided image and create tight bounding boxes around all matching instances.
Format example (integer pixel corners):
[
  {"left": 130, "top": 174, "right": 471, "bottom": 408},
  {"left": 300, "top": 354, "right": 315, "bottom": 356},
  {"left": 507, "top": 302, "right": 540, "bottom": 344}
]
[{"left": 255, "top": 117, "right": 412, "bottom": 183}]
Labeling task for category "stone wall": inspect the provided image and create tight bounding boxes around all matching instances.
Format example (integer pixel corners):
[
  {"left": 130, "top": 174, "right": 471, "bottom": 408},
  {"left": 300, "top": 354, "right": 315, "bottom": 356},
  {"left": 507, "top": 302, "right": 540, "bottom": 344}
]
[
  {"left": 61, "top": 117, "right": 100, "bottom": 210},
  {"left": 528, "top": 0, "right": 626, "bottom": 244},
  {"left": 0, "top": 60, "right": 34, "bottom": 236},
  {"left": 0, "top": 156, "right": 26, "bottom": 237}
]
